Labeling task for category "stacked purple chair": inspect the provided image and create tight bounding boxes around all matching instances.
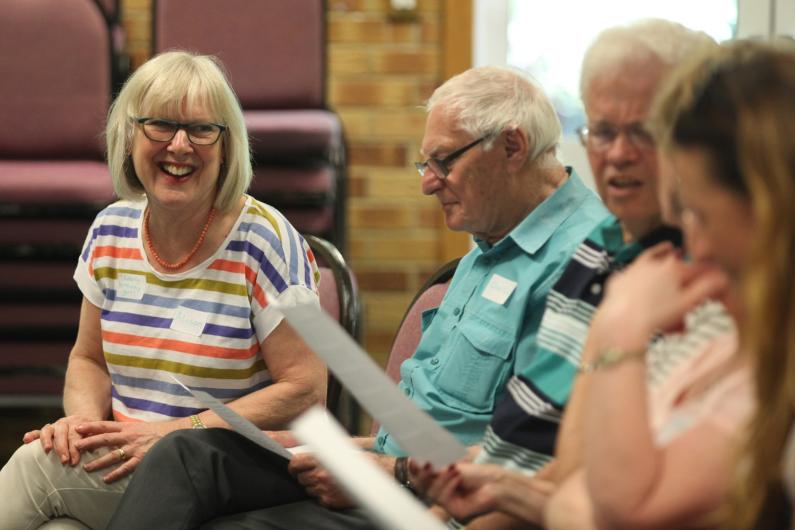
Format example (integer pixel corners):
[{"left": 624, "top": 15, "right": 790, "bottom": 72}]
[
  {"left": 153, "top": 0, "right": 347, "bottom": 253},
  {"left": 0, "top": 0, "right": 117, "bottom": 406}
]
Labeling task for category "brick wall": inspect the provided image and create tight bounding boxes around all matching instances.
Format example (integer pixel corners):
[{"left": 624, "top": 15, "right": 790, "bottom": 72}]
[{"left": 120, "top": 0, "right": 451, "bottom": 367}]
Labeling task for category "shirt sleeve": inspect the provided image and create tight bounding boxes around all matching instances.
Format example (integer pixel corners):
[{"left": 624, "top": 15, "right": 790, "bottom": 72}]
[
  {"left": 73, "top": 213, "right": 105, "bottom": 308},
  {"left": 250, "top": 219, "right": 320, "bottom": 341}
]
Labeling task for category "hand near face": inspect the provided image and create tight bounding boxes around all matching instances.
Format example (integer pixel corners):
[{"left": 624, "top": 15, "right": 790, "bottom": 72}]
[
  {"left": 288, "top": 452, "right": 354, "bottom": 508},
  {"left": 72, "top": 420, "right": 175, "bottom": 483},
  {"left": 592, "top": 242, "right": 729, "bottom": 353}
]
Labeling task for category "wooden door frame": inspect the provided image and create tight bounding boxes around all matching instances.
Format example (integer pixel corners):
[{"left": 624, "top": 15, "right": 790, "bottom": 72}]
[{"left": 439, "top": 0, "right": 473, "bottom": 261}]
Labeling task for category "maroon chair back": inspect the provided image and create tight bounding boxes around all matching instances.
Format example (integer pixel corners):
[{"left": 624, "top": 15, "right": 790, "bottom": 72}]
[
  {"left": 0, "top": 0, "right": 110, "bottom": 159},
  {"left": 370, "top": 258, "right": 459, "bottom": 435},
  {"left": 383, "top": 282, "right": 451, "bottom": 385},
  {"left": 317, "top": 267, "right": 341, "bottom": 324},
  {"left": 153, "top": 0, "right": 325, "bottom": 109}
]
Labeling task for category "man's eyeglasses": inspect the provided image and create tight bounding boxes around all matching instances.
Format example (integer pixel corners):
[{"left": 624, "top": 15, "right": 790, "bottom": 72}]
[
  {"left": 136, "top": 117, "right": 227, "bottom": 146},
  {"left": 415, "top": 136, "right": 487, "bottom": 179},
  {"left": 577, "top": 123, "right": 655, "bottom": 152}
]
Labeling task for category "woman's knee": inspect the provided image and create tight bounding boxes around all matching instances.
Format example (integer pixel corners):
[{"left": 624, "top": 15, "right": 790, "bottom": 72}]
[{"left": 3, "top": 441, "right": 61, "bottom": 477}]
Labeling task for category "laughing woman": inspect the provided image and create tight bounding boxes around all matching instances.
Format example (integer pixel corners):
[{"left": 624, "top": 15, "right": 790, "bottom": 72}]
[{"left": 0, "top": 51, "right": 327, "bottom": 530}]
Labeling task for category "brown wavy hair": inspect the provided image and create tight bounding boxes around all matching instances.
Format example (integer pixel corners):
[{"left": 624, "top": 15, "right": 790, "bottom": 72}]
[{"left": 651, "top": 39, "right": 795, "bottom": 529}]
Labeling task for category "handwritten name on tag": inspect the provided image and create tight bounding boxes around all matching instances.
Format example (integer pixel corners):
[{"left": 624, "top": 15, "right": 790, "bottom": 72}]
[
  {"left": 170, "top": 305, "right": 208, "bottom": 336},
  {"left": 481, "top": 274, "right": 517, "bottom": 305},
  {"left": 116, "top": 273, "right": 146, "bottom": 301}
]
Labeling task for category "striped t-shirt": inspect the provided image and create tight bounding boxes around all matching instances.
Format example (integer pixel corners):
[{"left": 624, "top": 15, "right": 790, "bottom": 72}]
[{"left": 74, "top": 195, "right": 319, "bottom": 422}]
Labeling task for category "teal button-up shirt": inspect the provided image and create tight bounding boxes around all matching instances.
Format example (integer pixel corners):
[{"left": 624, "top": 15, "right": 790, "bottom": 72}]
[{"left": 374, "top": 170, "right": 609, "bottom": 455}]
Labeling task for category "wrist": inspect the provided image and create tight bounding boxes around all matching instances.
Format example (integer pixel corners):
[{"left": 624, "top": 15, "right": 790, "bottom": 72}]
[
  {"left": 394, "top": 456, "right": 420, "bottom": 496},
  {"left": 591, "top": 308, "right": 653, "bottom": 355},
  {"left": 189, "top": 414, "right": 207, "bottom": 429},
  {"left": 578, "top": 346, "right": 645, "bottom": 373}
]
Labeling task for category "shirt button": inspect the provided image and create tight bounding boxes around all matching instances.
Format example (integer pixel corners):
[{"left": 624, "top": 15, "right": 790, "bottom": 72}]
[
  {"left": 590, "top": 283, "right": 602, "bottom": 295},
  {"left": 453, "top": 307, "right": 460, "bottom": 316},
  {"left": 430, "top": 358, "right": 439, "bottom": 366}
]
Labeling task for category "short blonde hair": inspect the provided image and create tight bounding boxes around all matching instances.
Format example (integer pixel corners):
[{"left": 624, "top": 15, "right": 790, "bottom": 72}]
[
  {"left": 106, "top": 50, "right": 251, "bottom": 212},
  {"left": 427, "top": 66, "right": 560, "bottom": 164}
]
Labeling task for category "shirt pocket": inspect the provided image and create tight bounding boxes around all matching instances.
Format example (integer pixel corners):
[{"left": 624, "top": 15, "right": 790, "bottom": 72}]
[{"left": 436, "top": 316, "right": 515, "bottom": 413}]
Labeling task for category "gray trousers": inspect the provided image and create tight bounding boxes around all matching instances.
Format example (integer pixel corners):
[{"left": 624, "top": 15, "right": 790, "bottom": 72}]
[{"left": 106, "top": 429, "right": 376, "bottom": 530}]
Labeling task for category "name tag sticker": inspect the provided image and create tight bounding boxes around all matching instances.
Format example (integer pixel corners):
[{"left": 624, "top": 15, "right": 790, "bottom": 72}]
[
  {"left": 170, "top": 306, "right": 208, "bottom": 337},
  {"left": 117, "top": 273, "right": 146, "bottom": 301},
  {"left": 481, "top": 274, "right": 517, "bottom": 305}
]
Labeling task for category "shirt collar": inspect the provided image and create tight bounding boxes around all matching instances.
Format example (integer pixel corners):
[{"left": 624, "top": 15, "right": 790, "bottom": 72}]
[
  {"left": 599, "top": 216, "right": 683, "bottom": 263},
  {"left": 474, "top": 167, "right": 595, "bottom": 255}
]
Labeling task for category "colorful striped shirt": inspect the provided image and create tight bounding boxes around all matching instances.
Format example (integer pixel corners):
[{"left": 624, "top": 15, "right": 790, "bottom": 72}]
[{"left": 73, "top": 195, "right": 319, "bottom": 422}]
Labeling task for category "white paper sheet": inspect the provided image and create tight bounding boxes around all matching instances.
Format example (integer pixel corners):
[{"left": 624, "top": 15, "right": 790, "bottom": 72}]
[
  {"left": 270, "top": 299, "right": 467, "bottom": 467},
  {"left": 292, "top": 407, "right": 448, "bottom": 530},
  {"left": 169, "top": 374, "right": 293, "bottom": 460}
]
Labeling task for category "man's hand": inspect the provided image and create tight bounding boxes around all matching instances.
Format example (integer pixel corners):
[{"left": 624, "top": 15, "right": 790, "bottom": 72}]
[
  {"left": 288, "top": 451, "right": 395, "bottom": 508},
  {"left": 425, "top": 463, "right": 554, "bottom": 524},
  {"left": 265, "top": 430, "right": 300, "bottom": 448},
  {"left": 288, "top": 452, "right": 353, "bottom": 508}
]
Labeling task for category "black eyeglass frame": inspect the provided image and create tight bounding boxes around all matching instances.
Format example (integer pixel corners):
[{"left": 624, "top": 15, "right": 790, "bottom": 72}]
[
  {"left": 136, "top": 117, "right": 227, "bottom": 146},
  {"left": 415, "top": 136, "right": 488, "bottom": 179}
]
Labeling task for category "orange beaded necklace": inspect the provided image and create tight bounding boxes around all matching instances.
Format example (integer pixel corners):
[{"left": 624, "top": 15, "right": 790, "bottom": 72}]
[{"left": 144, "top": 206, "right": 217, "bottom": 271}]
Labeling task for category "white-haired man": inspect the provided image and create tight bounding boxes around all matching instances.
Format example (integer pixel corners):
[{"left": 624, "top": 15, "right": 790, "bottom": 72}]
[
  {"left": 418, "top": 19, "right": 717, "bottom": 530},
  {"left": 106, "top": 66, "right": 608, "bottom": 529}
]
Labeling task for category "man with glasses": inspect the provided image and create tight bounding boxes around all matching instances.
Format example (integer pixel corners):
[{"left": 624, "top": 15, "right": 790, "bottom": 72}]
[
  {"left": 449, "top": 19, "right": 715, "bottom": 530},
  {"left": 106, "top": 65, "right": 607, "bottom": 529}
]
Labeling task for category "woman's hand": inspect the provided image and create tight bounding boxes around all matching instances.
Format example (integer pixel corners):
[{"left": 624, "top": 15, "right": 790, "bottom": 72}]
[
  {"left": 425, "top": 463, "right": 554, "bottom": 523},
  {"left": 22, "top": 415, "right": 97, "bottom": 466},
  {"left": 426, "top": 463, "right": 506, "bottom": 521},
  {"left": 591, "top": 243, "right": 728, "bottom": 354},
  {"left": 73, "top": 420, "right": 179, "bottom": 483}
]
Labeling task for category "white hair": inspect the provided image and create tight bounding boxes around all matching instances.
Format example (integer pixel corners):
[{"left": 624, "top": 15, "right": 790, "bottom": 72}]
[
  {"left": 580, "top": 18, "right": 716, "bottom": 99},
  {"left": 427, "top": 66, "right": 561, "bottom": 163}
]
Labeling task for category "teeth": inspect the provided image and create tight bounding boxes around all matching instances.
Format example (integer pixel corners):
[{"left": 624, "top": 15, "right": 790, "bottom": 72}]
[
  {"left": 610, "top": 178, "right": 640, "bottom": 188},
  {"left": 162, "top": 163, "right": 193, "bottom": 176}
]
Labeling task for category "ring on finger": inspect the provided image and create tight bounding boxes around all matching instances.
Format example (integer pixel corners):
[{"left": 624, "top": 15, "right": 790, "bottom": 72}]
[{"left": 115, "top": 448, "right": 127, "bottom": 461}]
